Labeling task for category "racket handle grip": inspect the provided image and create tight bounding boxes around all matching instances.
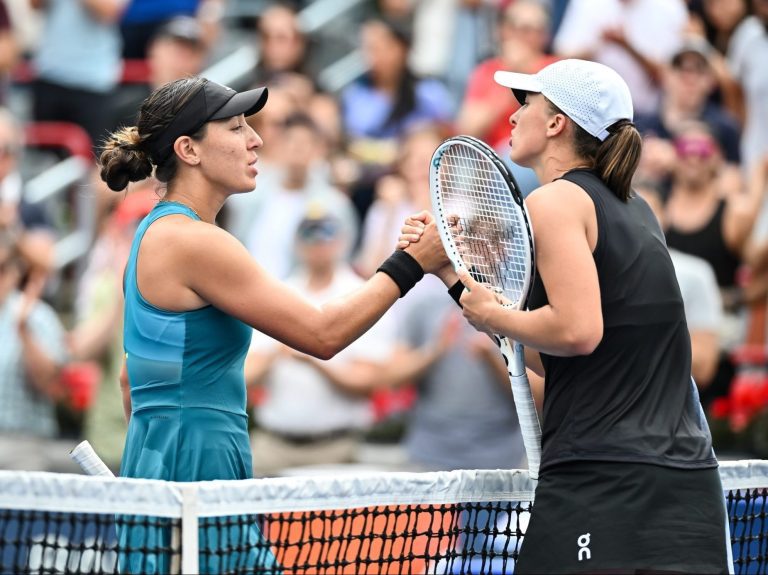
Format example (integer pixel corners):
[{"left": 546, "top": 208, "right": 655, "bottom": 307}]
[{"left": 70, "top": 440, "right": 115, "bottom": 477}]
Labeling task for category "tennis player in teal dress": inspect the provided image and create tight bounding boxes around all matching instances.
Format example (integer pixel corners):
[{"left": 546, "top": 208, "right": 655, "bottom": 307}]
[
  {"left": 98, "top": 77, "right": 447, "bottom": 574},
  {"left": 118, "top": 201, "right": 275, "bottom": 574}
]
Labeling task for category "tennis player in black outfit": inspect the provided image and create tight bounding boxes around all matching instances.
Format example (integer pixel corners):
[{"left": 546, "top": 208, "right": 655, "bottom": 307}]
[{"left": 402, "top": 59, "right": 730, "bottom": 573}]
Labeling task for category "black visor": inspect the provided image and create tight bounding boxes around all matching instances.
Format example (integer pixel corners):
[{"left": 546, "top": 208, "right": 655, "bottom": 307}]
[{"left": 148, "top": 79, "right": 268, "bottom": 165}]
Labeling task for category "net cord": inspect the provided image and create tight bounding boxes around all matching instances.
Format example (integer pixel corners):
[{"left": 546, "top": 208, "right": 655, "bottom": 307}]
[{"left": 1, "top": 461, "right": 767, "bottom": 517}]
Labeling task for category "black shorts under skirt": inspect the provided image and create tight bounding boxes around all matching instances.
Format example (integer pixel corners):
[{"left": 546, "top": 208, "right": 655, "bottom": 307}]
[{"left": 515, "top": 461, "right": 730, "bottom": 574}]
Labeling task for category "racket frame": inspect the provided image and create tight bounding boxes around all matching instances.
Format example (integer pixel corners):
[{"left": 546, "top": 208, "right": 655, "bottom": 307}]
[{"left": 430, "top": 135, "right": 542, "bottom": 480}]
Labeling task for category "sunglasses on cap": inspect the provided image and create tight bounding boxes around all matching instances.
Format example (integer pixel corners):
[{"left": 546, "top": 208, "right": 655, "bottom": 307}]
[
  {"left": 297, "top": 218, "right": 342, "bottom": 243},
  {"left": 674, "top": 137, "right": 717, "bottom": 159}
]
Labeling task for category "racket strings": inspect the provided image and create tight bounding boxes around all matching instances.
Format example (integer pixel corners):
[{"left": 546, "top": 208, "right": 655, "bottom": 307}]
[{"left": 438, "top": 145, "right": 531, "bottom": 306}]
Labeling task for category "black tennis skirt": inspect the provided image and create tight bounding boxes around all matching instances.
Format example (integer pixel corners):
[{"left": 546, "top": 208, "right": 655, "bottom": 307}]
[{"left": 515, "top": 460, "right": 730, "bottom": 574}]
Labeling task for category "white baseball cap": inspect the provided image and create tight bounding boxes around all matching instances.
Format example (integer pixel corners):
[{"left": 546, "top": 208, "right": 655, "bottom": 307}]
[{"left": 494, "top": 59, "right": 633, "bottom": 141}]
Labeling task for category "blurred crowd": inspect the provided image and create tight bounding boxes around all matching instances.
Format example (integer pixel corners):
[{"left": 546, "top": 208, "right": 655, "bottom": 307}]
[{"left": 1, "top": 0, "right": 768, "bottom": 476}]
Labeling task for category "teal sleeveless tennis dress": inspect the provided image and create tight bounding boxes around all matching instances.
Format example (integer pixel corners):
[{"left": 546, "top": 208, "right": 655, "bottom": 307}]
[{"left": 119, "top": 201, "right": 279, "bottom": 574}]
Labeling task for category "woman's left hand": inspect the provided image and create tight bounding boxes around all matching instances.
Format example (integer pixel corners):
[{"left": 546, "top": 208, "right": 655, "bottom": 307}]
[{"left": 397, "top": 212, "right": 428, "bottom": 249}]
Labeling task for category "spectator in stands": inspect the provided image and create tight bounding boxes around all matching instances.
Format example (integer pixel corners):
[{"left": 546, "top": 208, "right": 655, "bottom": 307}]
[
  {"left": 727, "top": 0, "right": 768, "bottom": 174},
  {"left": 0, "top": 108, "right": 55, "bottom": 276},
  {"left": 69, "top": 185, "right": 156, "bottom": 472},
  {"left": 0, "top": 0, "right": 19, "bottom": 106},
  {"left": 237, "top": 111, "right": 357, "bottom": 280},
  {"left": 386, "top": 284, "right": 526, "bottom": 471},
  {"left": 689, "top": 0, "right": 749, "bottom": 56},
  {"left": 663, "top": 121, "right": 764, "bottom": 407},
  {"left": 341, "top": 16, "right": 453, "bottom": 219},
  {"left": 119, "top": 0, "right": 223, "bottom": 59},
  {"left": 342, "top": 16, "right": 453, "bottom": 150},
  {"left": 145, "top": 15, "right": 208, "bottom": 89},
  {"left": 253, "top": 3, "right": 314, "bottom": 87},
  {"left": 355, "top": 123, "right": 443, "bottom": 279},
  {"left": 553, "top": 0, "right": 689, "bottom": 115},
  {"left": 224, "top": 83, "right": 299, "bottom": 241},
  {"left": 457, "top": 0, "right": 557, "bottom": 195},
  {"left": 635, "top": 37, "right": 742, "bottom": 166},
  {"left": 438, "top": 0, "right": 499, "bottom": 104},
  {"left": 30, "top": 0, "right": 128, "bottom": 150},
  {"left": 635, "top": 180, "right": 723, "bottom": 391},
  {"left": 458, "top": 0, "right": 556, "bottom": 154},
  {"left": 0, "top": 227, "right": 68, "bottom": 469},
  {"left": 114, "top": 15, "right": 209, "bottom": 127},
  {"left": 307, "top": 90, "right": 361, "bottom": 197},
  {"left": 247, "top": 209, "right": 395, "bottom": 476}
]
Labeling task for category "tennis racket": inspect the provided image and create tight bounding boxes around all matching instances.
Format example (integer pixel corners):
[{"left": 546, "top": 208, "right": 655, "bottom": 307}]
[
  {"left": 429, "top": 135, "right": 542, "bottom": 479},
  {"left": 70, "top": 440, "right": 115, "bottom": 477}
]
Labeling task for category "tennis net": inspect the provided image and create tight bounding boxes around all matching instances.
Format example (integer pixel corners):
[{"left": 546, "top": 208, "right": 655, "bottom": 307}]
[{"left": 0, "top": 460, "right": 766, "bottom": 574}]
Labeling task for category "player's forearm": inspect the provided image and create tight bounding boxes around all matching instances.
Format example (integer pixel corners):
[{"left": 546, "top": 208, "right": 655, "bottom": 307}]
[
  {"left": 489, "top": 305, "right": 602, "bottom": 357},
  {"left": 311, "top": 273, "right": 401, "bottom": 359}
]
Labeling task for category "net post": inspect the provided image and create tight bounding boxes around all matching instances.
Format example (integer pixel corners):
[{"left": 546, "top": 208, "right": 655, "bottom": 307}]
[{"left": 180, "top": 484, "right": 200, "bottom": 575}]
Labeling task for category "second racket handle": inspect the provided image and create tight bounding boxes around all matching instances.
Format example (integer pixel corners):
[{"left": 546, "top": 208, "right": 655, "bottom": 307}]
[{"left": 70, "top": 440, "right": 115, "bottom": 477}]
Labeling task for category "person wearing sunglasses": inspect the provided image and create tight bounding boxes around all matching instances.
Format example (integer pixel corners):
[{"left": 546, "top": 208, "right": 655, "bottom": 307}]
[{"left": 664, "top": 121, "right": 765, "bottom": 410}]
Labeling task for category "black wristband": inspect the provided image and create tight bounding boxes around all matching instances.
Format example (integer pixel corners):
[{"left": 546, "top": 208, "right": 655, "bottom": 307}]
[
  {"left": 448, "top": 280, "right": 464, "bottom": 308},
  {"left": 377, "top": 250, "right": 424, "bottom": 297}
]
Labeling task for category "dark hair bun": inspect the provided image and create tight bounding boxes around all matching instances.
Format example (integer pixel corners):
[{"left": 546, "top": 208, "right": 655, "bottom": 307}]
[{"left": 99, "top": 127, "right": 154, "bottom": 191}]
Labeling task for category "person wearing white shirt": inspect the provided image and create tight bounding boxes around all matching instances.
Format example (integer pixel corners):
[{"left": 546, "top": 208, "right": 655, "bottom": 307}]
[
  {"left": 247, "top": 211, "right": 395, "bottom": 476},
  {"left": 553, "top": 0, "right": 689, "bottom": 115}
]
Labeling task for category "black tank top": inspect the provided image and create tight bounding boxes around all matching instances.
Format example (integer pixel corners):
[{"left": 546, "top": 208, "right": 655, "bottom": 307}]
[
  {"left": 665, "top": 199, "right": 740, "bottom": 288},
  {"left": 528, "top": 169, "right": 717, "bottom": 472}
]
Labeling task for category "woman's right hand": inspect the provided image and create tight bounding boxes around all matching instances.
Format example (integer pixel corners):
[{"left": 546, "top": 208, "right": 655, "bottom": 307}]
[
  {"left": 399, "top": 211, "right": 455, "bottom": 280},
  {"left": 399, "top": 212, "right": 460, "bottom": 286}
]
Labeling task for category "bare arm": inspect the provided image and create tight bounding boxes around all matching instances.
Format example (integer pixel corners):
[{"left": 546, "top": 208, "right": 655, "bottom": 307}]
[
  {"left": 120, "top": 357, "right": 131, "bottom": 423},
  {"left": 0, "top": 28, "right": 19, "bottom": 73},
  {"left": 527, "top": 368, "right": 545, "bottom": 415},
  {"left": 244, "top": 348, "right": 280, "bottom": 387},
  {"left": 19, "top": 323, "right": 62, "bottom": 397},
  {"left": 524, "top": 347, "right": 544, "bottom": 377},
  {"left": 689, "top": 330, "right": 720, "bottom": 389},
  {"left": 724, "top": 158, "right": 768, "bottom": 257},
  {"left": 148, "top": 216, "right": 448, "bottom": 360},
  {"left": 457, "top": 182, "right": 603, "bottom": 356},
  {"left": 286, "top": 354, "right": 388, "bottom": 397},
  {"left": 68, "top": 299, "right": 123, "bottom": 360},
  {"left": 375, "top": 310, "right": 465, "bottom": 389},
  {"left": 602, "top": 28, "right": 664, "bottom": 86},
  {"left": 80, "top": 0, "right": 127, "bottom": 24},
  {"left": 17, "top": 274, "right": 63, "bottom": 398}
]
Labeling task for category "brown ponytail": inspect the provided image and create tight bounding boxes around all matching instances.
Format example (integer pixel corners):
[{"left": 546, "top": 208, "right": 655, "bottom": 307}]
[
  {"left": 592, "top": 120, "right": 642, "bottom": 201},
  {"left": 549, "top": 100, "right": 643, "bottom": 201}
]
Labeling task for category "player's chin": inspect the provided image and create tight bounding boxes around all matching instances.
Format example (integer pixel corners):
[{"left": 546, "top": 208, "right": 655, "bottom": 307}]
[
  {"left": 233, "top": 177, "right": 257, "bottom": 194},
  {"left": 508, "top": 148, "right": 532, "bottom": 169}
]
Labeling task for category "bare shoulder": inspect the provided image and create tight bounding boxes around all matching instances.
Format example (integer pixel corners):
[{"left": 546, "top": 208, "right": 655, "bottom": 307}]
[
  {"left": 525, "top": 179, "right": 594, "bottom": 224},
  {"left": 140, "top": 215, "right": 250, "bottom": 274},
  {"left": 143, "top": 215, "right": 240, "bottom": 252}
]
